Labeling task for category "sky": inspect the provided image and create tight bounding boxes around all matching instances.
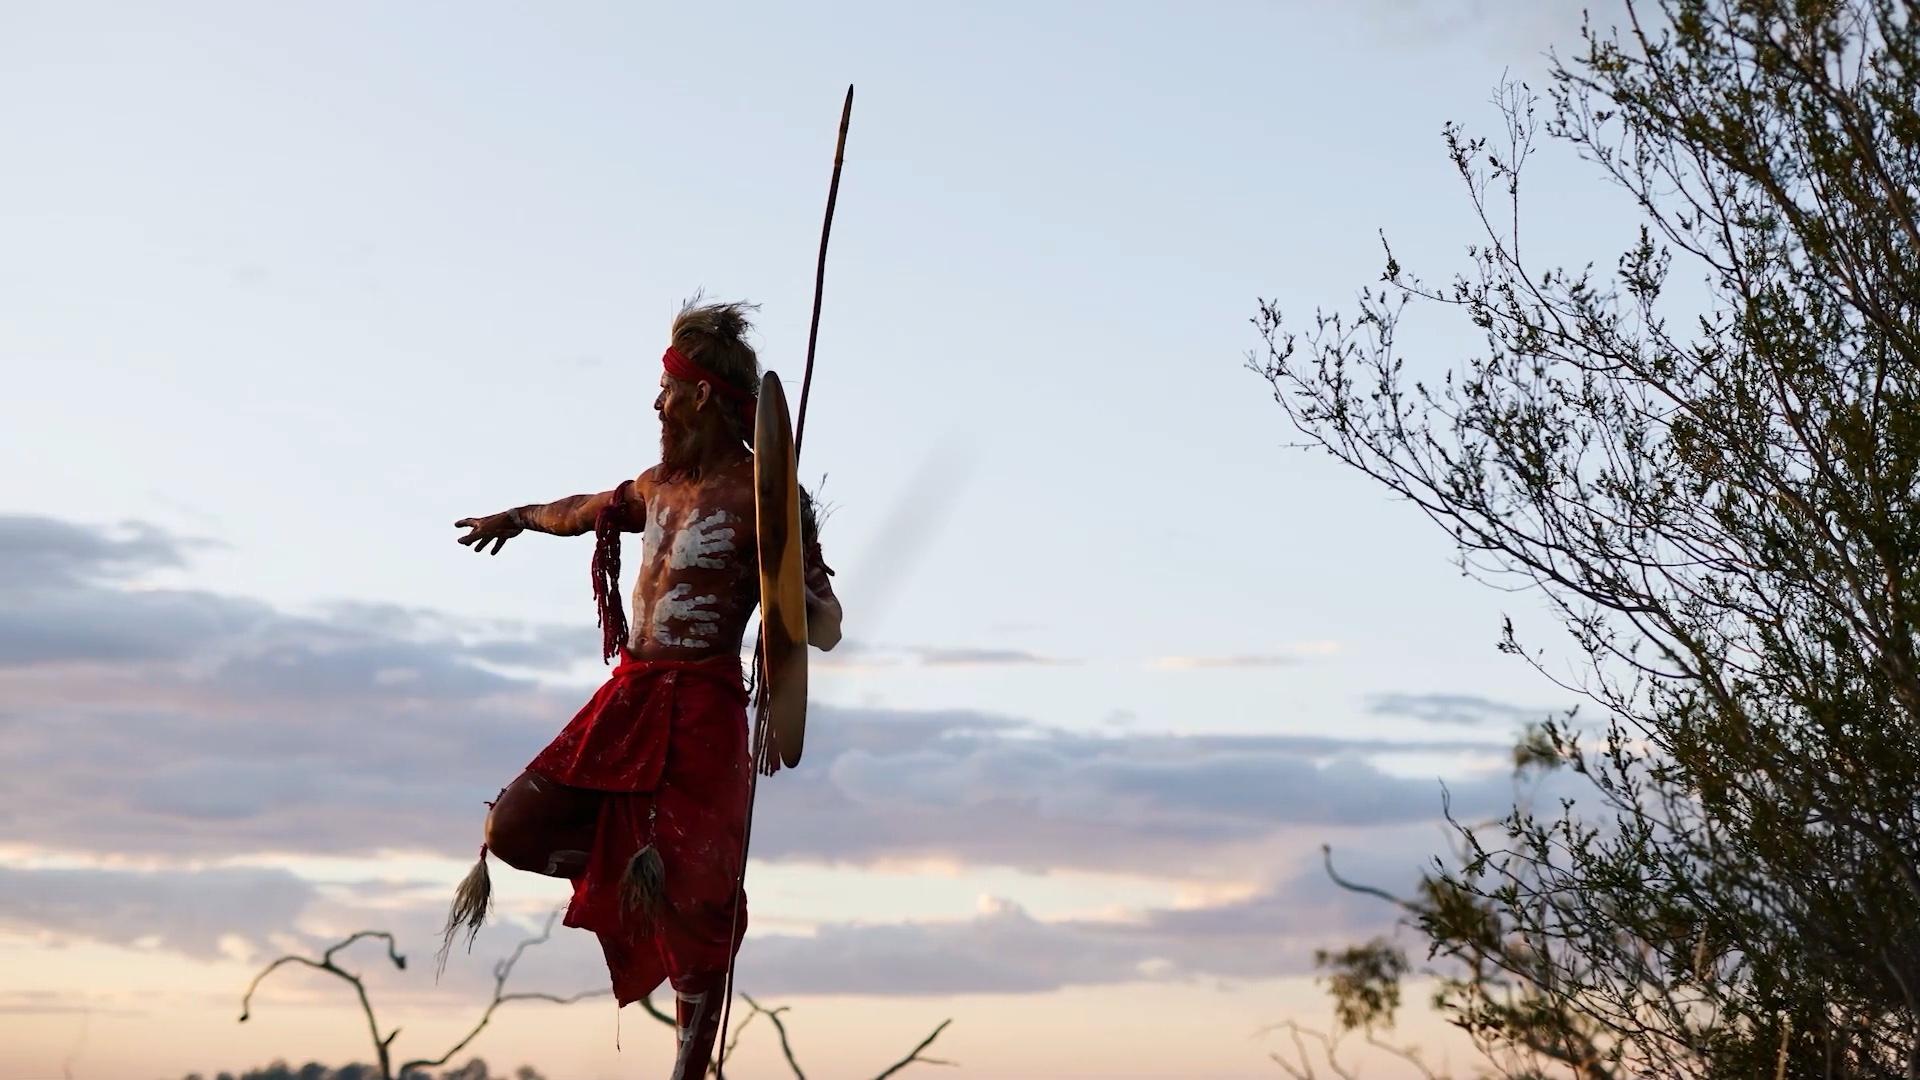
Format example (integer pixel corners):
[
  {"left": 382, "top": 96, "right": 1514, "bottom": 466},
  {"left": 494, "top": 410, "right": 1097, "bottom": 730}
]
[{"left": 0, "top": 2, "right": 1646, "bottom": 1078}]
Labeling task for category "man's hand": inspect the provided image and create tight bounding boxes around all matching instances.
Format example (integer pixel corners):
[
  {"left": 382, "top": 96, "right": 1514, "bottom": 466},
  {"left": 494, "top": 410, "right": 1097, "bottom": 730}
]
[
  {"left": 803, "top": 545, "right": 843, "bottom": 650},
  {"left": 454, "top": 510, "right": 525, "bottom": 555}
]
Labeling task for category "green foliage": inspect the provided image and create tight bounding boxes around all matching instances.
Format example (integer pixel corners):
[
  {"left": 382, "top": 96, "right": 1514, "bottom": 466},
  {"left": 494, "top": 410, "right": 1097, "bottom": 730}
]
[
  {"left": 1256, "top": 1, "right": 1920, "bottom": 1076},
  {"left": 1317, "top": 938, "right": 1411, "bottom": 1033}
]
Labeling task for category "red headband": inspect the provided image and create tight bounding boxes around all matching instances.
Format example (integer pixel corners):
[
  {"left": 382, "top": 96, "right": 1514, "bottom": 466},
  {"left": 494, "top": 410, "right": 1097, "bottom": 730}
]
[{"left": 662, "top": 346, "right": 756, "bottom": 431}]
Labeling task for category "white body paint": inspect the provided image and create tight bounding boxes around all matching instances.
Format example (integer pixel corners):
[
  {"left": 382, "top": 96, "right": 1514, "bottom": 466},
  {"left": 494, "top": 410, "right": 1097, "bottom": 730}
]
[
  {"left": 640, "top": 503, "right": 671, "bottom": 566},
  {"left": 668, "top": 509, "right": 737, "bottom": 569},
  {"left": 634, "top": 502, "right": 744, "bottom": 650},
  {"left": 651, "top": 583, "right": 722, "bottom": 648}
]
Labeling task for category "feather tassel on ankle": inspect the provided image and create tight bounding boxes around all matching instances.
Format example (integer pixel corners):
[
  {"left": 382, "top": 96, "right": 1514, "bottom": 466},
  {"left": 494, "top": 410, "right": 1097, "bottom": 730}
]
[{"left": 436, "top": 845, "right": 493, "bottom": 976}]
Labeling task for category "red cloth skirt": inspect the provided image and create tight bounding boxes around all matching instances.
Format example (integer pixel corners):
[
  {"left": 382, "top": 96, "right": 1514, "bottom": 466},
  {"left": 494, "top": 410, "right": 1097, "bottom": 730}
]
[{"left": 526, "top": 653, "right": 751, "bottom": 1005}]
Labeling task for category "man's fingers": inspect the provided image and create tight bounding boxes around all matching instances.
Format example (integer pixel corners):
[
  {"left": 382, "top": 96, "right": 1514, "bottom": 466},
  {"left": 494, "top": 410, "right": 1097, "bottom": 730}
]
[
  {"left": 489, "top": 536, "right": 508, "bottom": 555},
  {"left": 454, "top": 518, "right": 477, "bottom": 528}
]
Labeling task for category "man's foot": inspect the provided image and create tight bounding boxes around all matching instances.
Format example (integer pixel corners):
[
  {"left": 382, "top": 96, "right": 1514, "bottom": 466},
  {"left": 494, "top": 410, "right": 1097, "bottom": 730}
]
[{"left": 543, "top": 848, "right": 590, "bottom": 878}]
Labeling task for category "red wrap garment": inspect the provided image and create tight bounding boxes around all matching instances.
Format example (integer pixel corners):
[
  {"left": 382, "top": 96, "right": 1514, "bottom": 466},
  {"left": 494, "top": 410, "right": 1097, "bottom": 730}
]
[{"left": 525, "top": 651, "right": 752, "bottom": 1005}]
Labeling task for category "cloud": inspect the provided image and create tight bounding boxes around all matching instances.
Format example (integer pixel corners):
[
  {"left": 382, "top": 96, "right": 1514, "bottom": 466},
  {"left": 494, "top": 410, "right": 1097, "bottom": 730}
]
[
  {"left": 1147, "top": 642, "right": 1341, "bottom": 670},
  {"left": 0, "top": 516, "right": 587, "bottom": 861},
  {"left": 0, "top": 513, "right": 1542, "bottom": 995},
  {"left": 0, "top": 514, "right": 191, "bottom": 590},
  {"left": 748, "top": 713, "right": 1519, "bottom": 878},
  {"left": 0, "top": 516, "right": 259, "bottom": 667},
  {"left": 0, "top": 859, "right": 615, "bottom": 1007},
  {"left": 1354, "top": 0, "right": 1629, "bottom": 58},
  {"left": 1365, "top": 692, "right": 1554, "bottom": 728},
  {"left": 0, "top": 990, "right": 122, "bottom": 1015},
  {"left": 0, "top": 865, "right": 314, "bottom": 960},
  {"left": 729, "top": 835, "right": 1439, "bottom": 997},
  {"left": 0, "top": 512, "right": 1522, "bottom": 875},
  {"left": 742, "top": 898, "right": 1215, "bottom": 996},
  {"left": 815, "top": 642, "right": 1073, "bottom": 669},
  {"left": 0, "top": 839, "right": 1438, "bottom": 998},
  {"left": 0, "top": 533, "right": 537, "bottom": 695},
  {"left": 912, "top": 647, "right": 1068, "bottom": 668},
  {"left": 1147, "top": 654, "right": 1293, "bottom": 671},
  {"left": 314, "top": 601, "right": 598, "bottom": 672}
]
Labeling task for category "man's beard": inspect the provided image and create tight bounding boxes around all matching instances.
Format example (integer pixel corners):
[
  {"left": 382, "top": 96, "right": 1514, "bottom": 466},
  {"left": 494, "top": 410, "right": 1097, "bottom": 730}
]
[{"left": 660, "top": 415, "right": 696, "bottom": 472}]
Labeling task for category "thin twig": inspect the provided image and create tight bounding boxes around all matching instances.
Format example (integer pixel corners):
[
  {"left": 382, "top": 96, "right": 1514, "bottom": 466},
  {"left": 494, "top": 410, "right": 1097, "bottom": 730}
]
[
  {"left": 240, "top": 931, "right": 406, "bottom": 1079},
  {"left": 241, "top": 913, "right": 605, "bottom": 1080},
  {"left": 1321, "top": 845, "right": 1417, "bottom": 912},
  {"left": 398, "top": 911, "right": 607, "bottom": 1076},
  {"left": 1260, "top": 1018, "right": 1448, "bottom": 1080},
  {"left": 58, "top": 1007, "right": 89, "bottom": 1080},
  {"left": 716, "top": 1004, "right": 762, "bottom": 1072},
  {"left": 734, "top": 993, "right": 954, "bottom": 1080},
  {"left": 744, "top": 994, "right": 808, "bottom": 1080},
  {"left": 870, "top": 1018, "right": 957, "bottom": 1079}
]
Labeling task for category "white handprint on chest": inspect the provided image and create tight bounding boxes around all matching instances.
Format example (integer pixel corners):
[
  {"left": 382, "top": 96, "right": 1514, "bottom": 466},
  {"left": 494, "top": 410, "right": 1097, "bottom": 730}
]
[
  {"left": 669, "top": 508, "right": 738, "bottom": 569},
  {"left": 640, "top": 505, "right": 738, "bottom": 570},
  {"left": 635, "top": 504, "right": 742, "bottom": 649},
  {"left": 650, "top": 582, "right": 722, "bottom": 648}
]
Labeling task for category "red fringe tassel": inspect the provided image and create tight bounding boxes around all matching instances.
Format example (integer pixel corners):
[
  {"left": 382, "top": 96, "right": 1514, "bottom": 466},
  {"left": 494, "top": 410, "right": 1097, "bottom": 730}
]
[{"left": 591, "top": 480, "right": 635, "bottom": 665}]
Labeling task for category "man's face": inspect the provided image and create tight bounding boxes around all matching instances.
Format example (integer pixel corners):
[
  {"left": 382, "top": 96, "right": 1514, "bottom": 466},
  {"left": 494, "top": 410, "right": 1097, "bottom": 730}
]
[{"left": 656, "top": 374, "right": 700, "bottom": 465}]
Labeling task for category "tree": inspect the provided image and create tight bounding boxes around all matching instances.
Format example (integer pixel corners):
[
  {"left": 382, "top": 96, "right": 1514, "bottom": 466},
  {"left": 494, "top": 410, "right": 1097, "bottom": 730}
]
[
  {"left": 1252, "top": 1, "right": 1920, "bottom": 1076},
  {"left": 236, "top": 914, "right": 605, "bottom": 1080},
  {"left": 236, "top": 912, "right": 953, "bottom": 1080}
]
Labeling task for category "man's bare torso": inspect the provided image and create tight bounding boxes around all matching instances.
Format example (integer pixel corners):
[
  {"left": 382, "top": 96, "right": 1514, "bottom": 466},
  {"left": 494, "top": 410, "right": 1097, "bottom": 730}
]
[{"left": 625, "top": 459, "right": 758, "bottom": 662}]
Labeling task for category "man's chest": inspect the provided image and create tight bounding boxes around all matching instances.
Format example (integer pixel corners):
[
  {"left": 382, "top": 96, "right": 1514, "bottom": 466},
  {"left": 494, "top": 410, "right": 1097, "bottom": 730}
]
[{"left": 637, "top": 488, "right": 757, "bottom": 575}]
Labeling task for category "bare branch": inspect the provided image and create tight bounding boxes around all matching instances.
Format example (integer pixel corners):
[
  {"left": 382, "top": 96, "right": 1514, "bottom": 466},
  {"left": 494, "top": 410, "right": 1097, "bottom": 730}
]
[
  {"left": 1320, "top": 846, "right": 1415, "bottom": 912},
  {"left": 241, "top": 913, "right": 605, "bottom": 1080},
  {"left": 236, "top": 913, "right": 953, "bottom": 1080},
  {"left": 742, "top": 995, "right": 807, "bottom": 1080},
  {"left": 870, "top": 1018, "right": 957, "bottom": 1079},
  {"left": 397, "top": 911, "right": 605, "bottom": 1077},
  {"left": 240, "top": 931, "right": 406, "bottom": 1079}
]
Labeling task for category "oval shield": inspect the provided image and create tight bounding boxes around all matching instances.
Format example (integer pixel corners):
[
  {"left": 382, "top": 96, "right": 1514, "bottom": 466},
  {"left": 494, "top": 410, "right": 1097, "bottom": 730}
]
[{"left": 754, "top": 370, "right": 809, "bottom": 768}]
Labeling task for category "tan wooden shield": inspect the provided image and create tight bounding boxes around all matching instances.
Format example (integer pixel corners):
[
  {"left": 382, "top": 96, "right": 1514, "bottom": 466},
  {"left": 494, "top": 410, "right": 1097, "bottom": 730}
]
[{"left": 754, "top": 370, "right": 809, "bottom": 769}]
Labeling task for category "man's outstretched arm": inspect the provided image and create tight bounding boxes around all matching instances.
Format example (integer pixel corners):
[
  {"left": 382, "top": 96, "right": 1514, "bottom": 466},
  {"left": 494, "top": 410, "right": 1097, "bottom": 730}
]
[{"left": 455, "top": 484, "right": 643, "bottom": 555}]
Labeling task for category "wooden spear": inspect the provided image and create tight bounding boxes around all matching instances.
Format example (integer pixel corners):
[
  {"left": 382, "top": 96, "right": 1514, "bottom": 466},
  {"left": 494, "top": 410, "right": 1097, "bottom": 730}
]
[
  {"left": 794, "top": 83, "right": 855, "bottom": 462},
  {"left": 713, "top": 83, "right": 853, "bottom": 1080}
]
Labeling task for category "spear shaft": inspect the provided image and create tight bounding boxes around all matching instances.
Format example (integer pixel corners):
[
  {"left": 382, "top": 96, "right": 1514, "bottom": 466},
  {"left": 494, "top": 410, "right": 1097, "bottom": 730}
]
[
  {"left": 793, "top": 83, "right": 854, "bottom": 462},
  {"left": 713, "top": 84, "right": 853, "bottom": 1079}
]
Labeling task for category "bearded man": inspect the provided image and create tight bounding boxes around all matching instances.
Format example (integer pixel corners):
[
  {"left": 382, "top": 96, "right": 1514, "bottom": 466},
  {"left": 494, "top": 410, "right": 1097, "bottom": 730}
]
[{"left": 442, "top": 299, "right": 842, "bottom": 1079}]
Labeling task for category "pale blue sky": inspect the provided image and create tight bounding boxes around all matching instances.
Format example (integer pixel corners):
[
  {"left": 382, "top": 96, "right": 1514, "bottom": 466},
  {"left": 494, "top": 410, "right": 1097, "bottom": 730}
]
[
  {"left": 0, "top": 3, "right": 1649, "bottom": 1077},
  {"left": 0, "top": 0, "right": 1630, "bottom": 734}
]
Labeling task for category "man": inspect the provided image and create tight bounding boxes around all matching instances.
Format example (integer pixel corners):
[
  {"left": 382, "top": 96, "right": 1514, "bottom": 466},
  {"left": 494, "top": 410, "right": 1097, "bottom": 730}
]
[{"left": 441, "top": 299, "right": 842, "bottom": 1080}]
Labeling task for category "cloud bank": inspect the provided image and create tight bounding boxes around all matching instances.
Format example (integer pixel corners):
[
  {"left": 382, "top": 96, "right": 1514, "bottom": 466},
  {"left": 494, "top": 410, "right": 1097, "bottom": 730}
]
[{"left": 0, "top": 514, "right": 1533, "bottom": 995}]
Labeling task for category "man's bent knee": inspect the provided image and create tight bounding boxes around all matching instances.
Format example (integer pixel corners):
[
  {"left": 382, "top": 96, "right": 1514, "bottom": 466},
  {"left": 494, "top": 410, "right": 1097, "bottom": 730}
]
[{"left": 484, "top": 771, "right": 598, "bottom": 877}]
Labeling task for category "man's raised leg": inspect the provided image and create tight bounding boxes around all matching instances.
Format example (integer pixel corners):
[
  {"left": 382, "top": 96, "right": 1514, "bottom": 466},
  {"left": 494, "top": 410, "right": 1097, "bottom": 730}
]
[{"left": 485, "top": 770, "right": 601, "bottom": 878}]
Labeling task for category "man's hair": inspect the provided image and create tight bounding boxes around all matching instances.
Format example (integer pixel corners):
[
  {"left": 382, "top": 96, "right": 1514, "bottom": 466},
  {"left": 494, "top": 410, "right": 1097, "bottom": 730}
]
[{"left": 670, "top": 297, "right": 762, "bottom": 445}]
